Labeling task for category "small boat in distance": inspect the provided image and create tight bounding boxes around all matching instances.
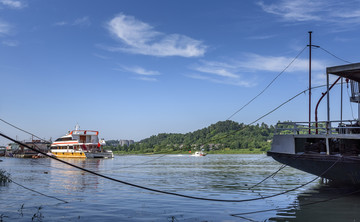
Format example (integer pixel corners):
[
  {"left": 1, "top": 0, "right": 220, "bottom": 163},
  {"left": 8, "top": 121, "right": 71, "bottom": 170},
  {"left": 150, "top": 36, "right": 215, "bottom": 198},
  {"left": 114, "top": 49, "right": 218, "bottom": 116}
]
[
  {"left": 50, "top": 125, "right": 113, "bottom": 158},
  {"left": 192, "top": 151, "right": 207, "bottom": 156}
]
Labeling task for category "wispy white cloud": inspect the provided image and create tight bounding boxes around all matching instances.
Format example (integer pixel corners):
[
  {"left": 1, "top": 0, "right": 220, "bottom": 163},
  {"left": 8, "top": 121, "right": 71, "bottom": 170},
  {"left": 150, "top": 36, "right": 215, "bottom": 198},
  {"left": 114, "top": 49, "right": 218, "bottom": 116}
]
[
  {"left": 122, "top": 65, "right": 160, "bottom": 76},
  {"left": 258, "top": 0, "right": 360, "bottom": 24},
  {"left": 73, "top": 16, "right": 90, "bottom": 26},
  {"left": 54, "top": 21, "right": 67, "bottom": 26},
  {"left": 258, "top": 0, "right": 323, "bottom": 22},
  {"left": 2, "top": 39, "right": 18, "bottom": 46},
  {"left": 92, "top": 53, "right": 110, "bottom": 60},
  {"left": 237, "top": 53, "right": 324, "bottom": 72},
  {"left": 133, "top": 76, "right": 158, "bottom": 82},
  {"left": 0, "top": 20, "right": 11, "bottom": 36},
  {"left": 0, "top": 0, "right": 25, "bottom": 9},
  {"left": 115, "top": 65, "right": 161, "bottom": 82},
  {"left": 192, "top": 61, "right": 239, "bottom": 79},
  {"left": 106, "top": 13, "right": 207, "bottom": 57},
  {"left": 188, "top": 53, "right": 326, "bottom": 87},
  {"left": 187, "top": 73, "right": 254, "bottom": 87},
  {"left": 188, "top": 60, "right": 255, "bottom": 87},
  {"left": 54, "top": 17, "right": 90, "bottom": 27},
  {"left": 247, "top": 34, "right": 277, "bottom": 40}
]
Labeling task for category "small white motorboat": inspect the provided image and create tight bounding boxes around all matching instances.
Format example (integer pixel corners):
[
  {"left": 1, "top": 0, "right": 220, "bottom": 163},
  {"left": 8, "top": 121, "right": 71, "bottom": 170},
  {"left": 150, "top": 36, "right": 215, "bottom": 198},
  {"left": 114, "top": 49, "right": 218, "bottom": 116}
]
[{"left": 192, "top": 151, "right": 207, "bottom": 156}]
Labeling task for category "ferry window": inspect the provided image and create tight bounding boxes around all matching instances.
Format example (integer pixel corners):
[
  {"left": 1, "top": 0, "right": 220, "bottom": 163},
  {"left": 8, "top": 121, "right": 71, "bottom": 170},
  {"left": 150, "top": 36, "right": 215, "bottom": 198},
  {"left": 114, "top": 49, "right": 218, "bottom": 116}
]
[
  {"left": 55, "top": 137, "right": 72, "bottom": 142},
  {"left": 80, "top": 136, "right": 86, "bottom": 143}
]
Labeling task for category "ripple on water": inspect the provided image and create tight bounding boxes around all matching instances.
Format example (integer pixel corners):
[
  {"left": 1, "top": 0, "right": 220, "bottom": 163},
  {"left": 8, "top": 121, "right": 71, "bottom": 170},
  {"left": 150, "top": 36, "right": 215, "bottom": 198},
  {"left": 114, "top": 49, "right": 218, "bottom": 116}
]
[{"left": 1, "top": 154, "right": 358, "bottom": 221}]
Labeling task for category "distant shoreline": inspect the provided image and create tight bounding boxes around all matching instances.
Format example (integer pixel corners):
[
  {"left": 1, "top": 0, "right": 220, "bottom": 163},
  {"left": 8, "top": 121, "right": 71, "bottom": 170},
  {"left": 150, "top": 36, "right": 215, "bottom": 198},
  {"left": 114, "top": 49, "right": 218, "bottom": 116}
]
[{"left": 112, "top": 148, "right": 268, "bottom": 155}]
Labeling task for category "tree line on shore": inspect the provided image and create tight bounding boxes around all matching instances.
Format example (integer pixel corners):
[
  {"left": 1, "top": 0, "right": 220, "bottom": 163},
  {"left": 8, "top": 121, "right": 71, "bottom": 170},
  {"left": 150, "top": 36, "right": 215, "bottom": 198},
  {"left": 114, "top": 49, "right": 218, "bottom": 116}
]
[{"left": 103, "top": 120, "right": 275, "bottom": 153}]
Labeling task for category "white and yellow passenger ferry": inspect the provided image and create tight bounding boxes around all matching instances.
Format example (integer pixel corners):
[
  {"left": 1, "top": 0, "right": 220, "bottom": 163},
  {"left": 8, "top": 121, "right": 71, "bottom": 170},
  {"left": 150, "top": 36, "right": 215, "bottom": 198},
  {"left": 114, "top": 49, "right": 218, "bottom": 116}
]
[{"left": 50, "top": 125, "right": 113, "bottom": 158}]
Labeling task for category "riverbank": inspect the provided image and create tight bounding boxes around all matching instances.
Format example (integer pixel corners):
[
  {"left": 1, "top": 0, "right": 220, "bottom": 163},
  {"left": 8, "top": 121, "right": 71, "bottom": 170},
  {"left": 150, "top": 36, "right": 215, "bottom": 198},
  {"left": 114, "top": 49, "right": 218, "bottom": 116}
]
[{"left": 112, "top": 148, "right": 268, "bottom": 155}]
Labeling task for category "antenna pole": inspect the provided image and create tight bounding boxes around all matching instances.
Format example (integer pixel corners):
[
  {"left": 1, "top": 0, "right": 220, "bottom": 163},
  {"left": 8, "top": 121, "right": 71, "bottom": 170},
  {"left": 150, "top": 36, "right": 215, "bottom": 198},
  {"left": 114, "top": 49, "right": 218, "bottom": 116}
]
[{"left": 308, "top": 31, "right": 312, "bottom": 134}]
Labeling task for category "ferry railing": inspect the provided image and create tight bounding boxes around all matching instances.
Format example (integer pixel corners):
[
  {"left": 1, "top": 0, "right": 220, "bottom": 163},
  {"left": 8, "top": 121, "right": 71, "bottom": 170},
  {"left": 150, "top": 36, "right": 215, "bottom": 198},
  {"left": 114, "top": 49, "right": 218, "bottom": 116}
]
[{"left": 275, "top": 120, "right": 360, "bottom": 135}]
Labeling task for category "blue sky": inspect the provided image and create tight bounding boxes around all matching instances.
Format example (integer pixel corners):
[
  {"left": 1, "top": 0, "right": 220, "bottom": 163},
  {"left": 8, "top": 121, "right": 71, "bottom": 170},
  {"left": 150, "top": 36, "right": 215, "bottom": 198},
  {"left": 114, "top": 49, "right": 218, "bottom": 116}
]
[{"left": 1, "top": 0, "right": 360, "bottom": 144}]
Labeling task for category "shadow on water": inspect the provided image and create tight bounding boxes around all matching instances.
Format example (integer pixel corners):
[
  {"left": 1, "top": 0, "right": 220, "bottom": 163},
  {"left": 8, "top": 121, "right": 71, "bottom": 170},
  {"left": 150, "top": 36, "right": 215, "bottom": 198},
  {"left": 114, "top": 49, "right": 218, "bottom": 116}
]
[{"left": 267, "top": 183, "right": 360, "bottom": 221}]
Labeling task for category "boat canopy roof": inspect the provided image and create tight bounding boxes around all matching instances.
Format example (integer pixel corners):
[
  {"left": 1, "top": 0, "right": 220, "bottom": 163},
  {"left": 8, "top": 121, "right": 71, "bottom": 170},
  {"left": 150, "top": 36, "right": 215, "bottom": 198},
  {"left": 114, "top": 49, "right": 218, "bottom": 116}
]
[
  {"left": 327, "top": 62, "right": 360, "bottom": 82},
  {"left": 70, "top": 130, "right": 99, "bottom": 136}
]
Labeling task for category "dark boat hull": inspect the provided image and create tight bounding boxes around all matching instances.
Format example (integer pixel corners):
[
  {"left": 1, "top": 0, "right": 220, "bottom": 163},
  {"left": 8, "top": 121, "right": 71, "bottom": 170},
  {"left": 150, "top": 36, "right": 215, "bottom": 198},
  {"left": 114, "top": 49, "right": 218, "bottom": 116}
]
[{"left": 267, "top": 151, "right": 360, "bottom": 185}]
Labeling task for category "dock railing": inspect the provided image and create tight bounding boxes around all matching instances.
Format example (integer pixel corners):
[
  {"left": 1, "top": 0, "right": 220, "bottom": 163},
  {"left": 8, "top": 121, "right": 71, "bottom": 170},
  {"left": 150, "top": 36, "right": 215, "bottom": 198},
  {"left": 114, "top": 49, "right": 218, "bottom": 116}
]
[{"left": 275, "top": 120, "right": 360, "bottom": 135}]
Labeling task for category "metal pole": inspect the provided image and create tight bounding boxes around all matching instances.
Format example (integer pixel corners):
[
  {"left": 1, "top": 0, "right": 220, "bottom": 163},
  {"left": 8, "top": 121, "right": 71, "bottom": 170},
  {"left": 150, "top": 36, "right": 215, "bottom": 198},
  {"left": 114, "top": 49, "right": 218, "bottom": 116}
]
[
  {"left": 341, "top": 77, "right": 343, "bottom": 124},
  {"left": 358, "top": 101, "right": 360, "bottom": 120},
  {"left": 327, "top": 71, "right": 330, "bottom": 134},
  {"left": 309, "top": 31, "right": 312, "bottom": 134}
]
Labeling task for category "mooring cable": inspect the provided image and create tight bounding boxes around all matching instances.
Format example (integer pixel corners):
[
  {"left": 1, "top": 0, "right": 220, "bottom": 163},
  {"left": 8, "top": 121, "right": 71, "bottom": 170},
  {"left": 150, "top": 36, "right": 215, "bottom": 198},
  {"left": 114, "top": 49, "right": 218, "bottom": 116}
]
[
  {"left": 0, "top": 118, "right": 168, "bottom": 169},
  {"left": 113, "top": 154, "right": 167, "bottom": 170},
  {"left": 0, "top": 132, "right": 342, "bottom": 203},
  {"left": 0, "top": 83, "right": 343, "bottom": 190},
  {"left": 0, "top": 83, "right": 346, "bottom": 203},
  {"left": 10, "top": 179, "right": 68, "bottom": 203},
  {"left": 248, "top": 152, "right": 309, "bottom": 190},
  {"left": 248, "top": 164, "right": 287, "bottom": 190}
]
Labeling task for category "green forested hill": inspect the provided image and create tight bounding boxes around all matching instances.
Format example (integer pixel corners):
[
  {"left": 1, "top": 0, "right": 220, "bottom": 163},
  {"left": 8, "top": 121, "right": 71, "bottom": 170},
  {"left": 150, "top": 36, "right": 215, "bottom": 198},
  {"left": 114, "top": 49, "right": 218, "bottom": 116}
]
[{"left": 104, "top": 120, "right": 275, "bottom": 154}]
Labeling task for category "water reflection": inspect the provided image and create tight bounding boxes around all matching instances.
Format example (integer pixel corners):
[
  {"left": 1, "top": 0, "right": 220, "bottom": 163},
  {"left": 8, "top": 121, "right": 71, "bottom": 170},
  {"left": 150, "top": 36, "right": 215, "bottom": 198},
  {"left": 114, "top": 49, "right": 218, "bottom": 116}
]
[
  {"left": 50, "top": 158, "right": 101, "bottom": 192},
  {"left": 268, "top": 183, "right": 360, "bottom": 221}
]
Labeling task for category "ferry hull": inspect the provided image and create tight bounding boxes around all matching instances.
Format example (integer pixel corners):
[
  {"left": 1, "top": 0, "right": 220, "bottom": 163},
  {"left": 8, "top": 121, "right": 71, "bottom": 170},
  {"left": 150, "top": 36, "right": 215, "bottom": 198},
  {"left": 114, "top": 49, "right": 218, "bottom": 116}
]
[
  {"left": 267, "top": 151, "right": 360, "bottom": 185},
  {"left": 51, "top": 150, "right": 113, "bottom": 158},
  {"left": 51, "top": 151, "right": 87, "bottom": 158},
  {"left": 85, "top": 151, "right": 114, "bottom": 158}
]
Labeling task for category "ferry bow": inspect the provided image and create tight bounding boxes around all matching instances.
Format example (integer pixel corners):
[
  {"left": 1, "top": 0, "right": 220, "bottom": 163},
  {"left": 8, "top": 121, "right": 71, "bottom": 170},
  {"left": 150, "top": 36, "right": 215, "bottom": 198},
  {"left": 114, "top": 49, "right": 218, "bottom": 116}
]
[{"left": 268, "top": 62, "right": 360, "bottom": 185}]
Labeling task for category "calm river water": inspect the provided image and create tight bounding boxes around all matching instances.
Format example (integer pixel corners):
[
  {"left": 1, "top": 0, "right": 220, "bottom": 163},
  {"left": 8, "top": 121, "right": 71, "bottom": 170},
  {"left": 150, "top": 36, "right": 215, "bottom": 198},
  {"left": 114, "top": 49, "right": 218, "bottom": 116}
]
[{"left": 1, "top": 154, "right": 360, "bottom": 221}]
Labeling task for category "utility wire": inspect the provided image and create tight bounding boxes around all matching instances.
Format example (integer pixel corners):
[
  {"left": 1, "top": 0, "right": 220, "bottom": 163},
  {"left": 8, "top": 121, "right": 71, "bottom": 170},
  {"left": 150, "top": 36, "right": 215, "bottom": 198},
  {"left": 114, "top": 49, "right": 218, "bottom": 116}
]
[
  {"left": 319, "top": 47, "right": 352, "bottom": 64},
  {"left": 0, "top": 132, "right": 341, "bottom": 203},
  {"left": 227, "top": 45, "right": 351, "bottom": 121},
  {"left": 0, "top": 118, "right": 50, "bottom": 143},
  {"left": 246, "top": 82, "right": 337, "bottom": 126},
  {"left": 226, "top": 45, "right": 308, "bottom": 120},
  {"left": 208, "top": 83, "right": 334, "bottom": 145}
]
